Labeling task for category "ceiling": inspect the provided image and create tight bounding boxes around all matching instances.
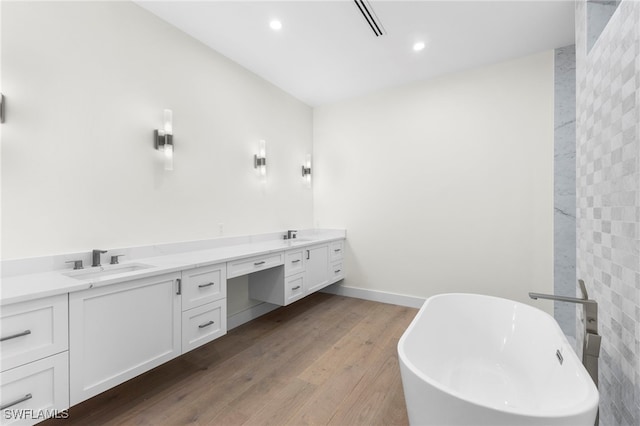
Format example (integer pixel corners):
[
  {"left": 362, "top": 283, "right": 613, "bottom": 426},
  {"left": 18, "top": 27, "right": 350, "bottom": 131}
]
[{"left": 135, "top": 1, "right": 575, "bottom": 106}]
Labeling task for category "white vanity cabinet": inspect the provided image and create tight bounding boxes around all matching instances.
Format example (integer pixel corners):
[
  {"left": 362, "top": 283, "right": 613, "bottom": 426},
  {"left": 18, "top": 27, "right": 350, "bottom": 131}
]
[
  {"left": 227, "top": 252, "right": 283, "bottom": 279},
  {"left": 180, "top": 263, "right": 227, "bottom": 353},
  {"left": 248, "top": 240, "right": 345, "bottom": 307},
  {"left": 0, "top": 295, "right": 69, "bottom": 425},
  {"left": 305, "top": 243, "right": 330, "bottom": 294},
  {"left": 248, "top": 248, "right": 306, "bottom": 306},
  {"left": 329, "top": 240, "right": 345, "bottom": 283},
  {"left": 69, "top": 272, "right": 181, "bottom": 405}
]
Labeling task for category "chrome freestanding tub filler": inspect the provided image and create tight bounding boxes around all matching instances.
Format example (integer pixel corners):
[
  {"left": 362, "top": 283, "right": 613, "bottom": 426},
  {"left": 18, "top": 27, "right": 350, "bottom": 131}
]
[{"left": 398, "top": 293, "right": 598, "bottom": 425}]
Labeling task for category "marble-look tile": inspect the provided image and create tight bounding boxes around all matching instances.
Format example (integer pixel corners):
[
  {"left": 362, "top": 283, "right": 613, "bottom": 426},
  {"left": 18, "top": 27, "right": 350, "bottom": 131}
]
[
  {"left": 576, "top": 0, "right": 640, "bottom": 423},
  {"left": 554, "top": 45, "right": 577, "bottom": 338}
]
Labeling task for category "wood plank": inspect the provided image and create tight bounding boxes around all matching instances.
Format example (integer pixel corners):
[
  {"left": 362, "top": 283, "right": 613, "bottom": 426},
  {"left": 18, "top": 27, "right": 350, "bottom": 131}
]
[{"left": 41, "top": 293, "right": 416, "bottom": 426}]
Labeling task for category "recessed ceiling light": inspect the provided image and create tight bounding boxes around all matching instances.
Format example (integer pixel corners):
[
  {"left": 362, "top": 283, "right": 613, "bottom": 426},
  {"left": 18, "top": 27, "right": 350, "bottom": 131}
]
[
  {"left": 270, "top": 20, "right": 282, "bottom": 31},
  {"left": 413, "top": 41, "right": 426, "bottom": 52}
]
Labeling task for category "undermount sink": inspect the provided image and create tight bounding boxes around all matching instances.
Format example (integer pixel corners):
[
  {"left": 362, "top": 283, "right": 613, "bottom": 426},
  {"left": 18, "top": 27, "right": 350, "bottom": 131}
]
[
  {"left": 64, "top": 263, "right": 153, "bottom": 280},
  {"left": 284, "top": 238, "right": 313, "bottom": 244}
]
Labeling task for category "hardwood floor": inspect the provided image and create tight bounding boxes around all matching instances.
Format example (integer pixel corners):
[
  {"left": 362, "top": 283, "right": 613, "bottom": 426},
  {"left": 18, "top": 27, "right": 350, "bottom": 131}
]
[{"left": 45, "top": 293, "right": 417, "bottom": 425}]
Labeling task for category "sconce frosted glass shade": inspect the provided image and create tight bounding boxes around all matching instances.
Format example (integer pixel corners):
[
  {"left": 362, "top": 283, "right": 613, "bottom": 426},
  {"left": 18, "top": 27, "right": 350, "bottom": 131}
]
[
  {"left": 164, "top": 142, "right": 174, "bottom": 171},
  {"left": 163, "top": 109, "right": 173, "bottom": 134},
  {"left": 302, "top": 154, "right": 312, "bottom": 187},
  {"left": 154, "top": 108, "right": 174, "bottom": 171},
  {"left": 255, "top": 139, "right": 267, "bottom": 178}
]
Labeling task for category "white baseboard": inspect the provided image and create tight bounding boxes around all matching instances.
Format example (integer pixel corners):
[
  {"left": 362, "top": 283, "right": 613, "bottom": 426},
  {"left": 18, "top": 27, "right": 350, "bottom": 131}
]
[
  {"left": 321, "top": 283, "right": 425, "bottom": 309},
  {"left": 227, "top": 302, "right": 280, "bottom": 330}
]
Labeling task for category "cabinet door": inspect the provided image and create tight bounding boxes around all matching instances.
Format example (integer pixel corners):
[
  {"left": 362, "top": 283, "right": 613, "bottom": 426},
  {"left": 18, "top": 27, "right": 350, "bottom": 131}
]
[
  {"left": 329, "top": 240, "right": 344, "bottom": 262},
  {"left": 285, "top": 273, "right": 306, "bottom": 305},
  {"left": 227, "top": 252, "right": 284, "bottom": 279},
  {"left": 329, "top": 261, "right": 345, "bottom": 284},
  {"left": 305, "top": 244, "right": 330, "bottom": 294},
  {"left": 182, "top": 299, "right": 226, "bottom": 353},
  {"left": 284, "top": 249, "right": 305, "bottom": 277},
  {"left": 182, "top": 263, "right": 226, "bottom": 311},
  {"left": 69, "top": 273, "right": 181, "bottom": 405},
  {"left": 0, "top": 352, "right": 69, "bottom": 425},
  {"left": 0, "top": 294, "right": 68, "bottom": 372}
]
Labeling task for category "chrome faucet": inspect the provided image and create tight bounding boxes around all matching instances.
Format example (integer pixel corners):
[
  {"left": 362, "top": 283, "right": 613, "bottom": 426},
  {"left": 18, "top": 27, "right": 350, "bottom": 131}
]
[
  {"left": 529, "top": 280, "right": 601, "bottom": 389},
  {"left": 284, "top": 230, "right": 297, "bottom": 240},
  {"left": 92, "top": 249, "right": 108, "bottom": 267}
]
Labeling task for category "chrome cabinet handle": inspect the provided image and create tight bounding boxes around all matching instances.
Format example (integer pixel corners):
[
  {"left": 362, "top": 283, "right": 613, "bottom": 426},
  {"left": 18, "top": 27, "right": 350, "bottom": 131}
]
[
  {"left": 0, "top": 393, "right": 33, "bottom": 410},
  {"left": 176, "top": 278, "right": 182, "bottom": 295},
  {"left": 306, "top": 250, "right": 310, "bottom": 260},
  {"left": 334, "top": 249, "right": 341, "bottom": 252},
  {"left": 198, "top": 320, "right": 214, "bottom": 329},
  {"left": 292, "top": 286, "right": 301, "bottom": 291},
  {"left": 254, "top": 261, "right": 265, "bottom": 266},
  {"left": 291, "top": 259, "right": 301, "bottom": 264},
  {"left": 335, "top": 269, "right": 342, "bottom": 273},
  {"left": 0, "top": 330, "right": 31, "bottom": 342},
  {"left": 198, "top": 282, "right": 215, "bottom": 288}
]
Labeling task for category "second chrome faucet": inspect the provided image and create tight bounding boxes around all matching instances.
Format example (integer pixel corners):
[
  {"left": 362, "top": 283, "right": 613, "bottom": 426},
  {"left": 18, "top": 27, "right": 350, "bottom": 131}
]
[{"left": 92, "top": 249, "right": 107, "bottom": 267}]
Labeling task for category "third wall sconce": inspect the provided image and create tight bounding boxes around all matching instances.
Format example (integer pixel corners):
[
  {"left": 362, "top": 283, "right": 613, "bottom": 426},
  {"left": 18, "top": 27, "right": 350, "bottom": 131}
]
[
  {"left": 254, "top": 139, "right": 267, "bottom": 178},
  {"left": 154, "top": 109, "right": 174, "bottom": 171},
  {"left": 302, "top": 154, "right": 312, "bottom": 187}
]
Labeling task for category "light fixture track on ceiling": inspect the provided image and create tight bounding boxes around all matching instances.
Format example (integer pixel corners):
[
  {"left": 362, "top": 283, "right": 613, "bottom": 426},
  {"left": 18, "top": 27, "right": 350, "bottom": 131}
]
[{"left": 353, "top": 0, "right": 385, "bottom": 37}]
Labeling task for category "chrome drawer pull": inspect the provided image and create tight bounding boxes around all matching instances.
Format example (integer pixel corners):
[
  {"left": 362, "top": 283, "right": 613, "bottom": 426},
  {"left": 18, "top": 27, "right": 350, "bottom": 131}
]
[
  {"left": 292, "top": 286, "right": 301, "bottom": 290},
  {"left": 198, "top": 320, "right": 215, "bottom": 329},
  {"left": 254, "top": 261, "right": 266, "bottom": 266},
  {"left": 291, "top": 259, "right": 301, "bottom": 263},
  {"left": 334, "top": 249, "right": 341, "bottom": 252},
  {"left": 0, "top": 330, "right": 31, "bottom": 342},
  {"left": 334, "top": 269, "right": 341, "bottom": 274},
  {"left": 198, "top": 282, "right": 215, "bottom": 288},
  {"left": 1, "top": 393, "right": 33, "bottom": 410}
]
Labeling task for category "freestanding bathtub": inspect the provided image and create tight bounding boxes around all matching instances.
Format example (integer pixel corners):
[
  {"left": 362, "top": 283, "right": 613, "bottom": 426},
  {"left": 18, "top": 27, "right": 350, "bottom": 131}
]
[{"left": 398, "top": 293, "right": 599, "bottom": 426}]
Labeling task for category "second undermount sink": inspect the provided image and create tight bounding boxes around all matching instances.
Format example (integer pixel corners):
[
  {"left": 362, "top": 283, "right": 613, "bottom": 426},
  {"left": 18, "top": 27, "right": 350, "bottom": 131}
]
[
  {"left": 64, "top": 263, "right": 153, "bottom": 280},
  {"left": 284, "top": 238, "right": 313, "bottom": 244}
]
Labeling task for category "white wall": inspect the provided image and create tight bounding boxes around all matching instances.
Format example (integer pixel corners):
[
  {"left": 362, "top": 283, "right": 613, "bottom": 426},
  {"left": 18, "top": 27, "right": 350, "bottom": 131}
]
[
  {"left": 314, "top": 51, "right": 555, "bottom": 309},
  {"left": 1, "top": 1, "right": 313, "bottom": 260}
]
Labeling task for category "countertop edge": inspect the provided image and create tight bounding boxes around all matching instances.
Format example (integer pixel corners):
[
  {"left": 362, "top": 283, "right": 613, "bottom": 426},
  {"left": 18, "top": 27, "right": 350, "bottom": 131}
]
[{"left": 1, "top": 234, "right": 346, "bottom": 306}]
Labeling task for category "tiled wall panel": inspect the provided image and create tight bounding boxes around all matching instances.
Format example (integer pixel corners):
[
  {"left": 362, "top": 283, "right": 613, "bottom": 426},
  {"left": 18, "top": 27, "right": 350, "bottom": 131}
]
[
  {"left": 575, "top": 1, "right": 640, "bottom": 424},
  {"left": 555, "top": 44, "right": 577, "bottom": 339}
]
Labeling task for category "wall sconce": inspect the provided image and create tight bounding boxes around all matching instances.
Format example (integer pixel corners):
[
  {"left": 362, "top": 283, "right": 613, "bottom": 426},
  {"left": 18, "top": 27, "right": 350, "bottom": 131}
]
[
  {"left": 301, "top": 154, "right": 312, "bottom": 187},
  {"left": 154, "top": 109, "right": 173, "bottom": 171},
  {"left": 0, "top": 93, "right": 5, "bottom": 123},
  {"left": 254, "top": 139, "right": 267, "bottom": 178}
]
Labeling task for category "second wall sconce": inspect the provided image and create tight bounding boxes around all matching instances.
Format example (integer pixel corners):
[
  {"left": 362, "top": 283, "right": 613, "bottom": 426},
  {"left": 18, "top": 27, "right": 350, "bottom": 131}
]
[
  {"left": 254, "top": 139, "right": 267, "bottom": 178},
  {"left": 302, "top": 154, "right": 312, "bottom": 187},
  {"left": 154, "top": 109, "right": 174, "bottom": 171}
]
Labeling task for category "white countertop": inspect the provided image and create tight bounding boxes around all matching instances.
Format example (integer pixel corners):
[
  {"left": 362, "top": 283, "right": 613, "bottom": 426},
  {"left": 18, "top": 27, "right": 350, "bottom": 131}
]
[{"left": 1, "top": 230, "right": 345, "bottom": 306}]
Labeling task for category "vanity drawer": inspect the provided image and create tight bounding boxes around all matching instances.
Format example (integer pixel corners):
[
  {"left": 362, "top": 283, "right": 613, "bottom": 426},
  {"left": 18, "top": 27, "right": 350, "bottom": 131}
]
[
  {"left": 329, "top": 240, "right": 344, "bottom": 262},
  {"left": 182, "top": 263, "right": 227, "bottom": 311},
  {"left": 182, "top": 300, "right": 226, "bottom": 353},
  {"left": 1, "top": 295, "right": 68, "bottom": 372},
  {"left": 0, "top": 351, "right": 69, "bottom": 425},
  {"left": 227, "top": 252, "right": 284, "bottom": 279},
  {"left": 330, "top": 261, "right": 345, "bottom": 283},
  {"left": 284, "top": 249, "right": 305, "bottom": 277},
  {"left": 285, "top": 273, "right": 306, "bottom": 305}
]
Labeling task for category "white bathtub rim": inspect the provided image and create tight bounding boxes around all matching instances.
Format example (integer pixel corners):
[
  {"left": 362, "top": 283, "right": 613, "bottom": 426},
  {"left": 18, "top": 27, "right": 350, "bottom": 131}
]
[{"left": 397, "top": 292, "right": 599, "bottom": 420}]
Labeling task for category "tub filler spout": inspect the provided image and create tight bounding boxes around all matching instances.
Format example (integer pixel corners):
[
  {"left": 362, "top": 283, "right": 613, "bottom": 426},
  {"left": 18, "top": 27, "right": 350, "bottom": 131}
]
[{"left": 529, "top": 279, "right": 601, "bottom": 388}]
